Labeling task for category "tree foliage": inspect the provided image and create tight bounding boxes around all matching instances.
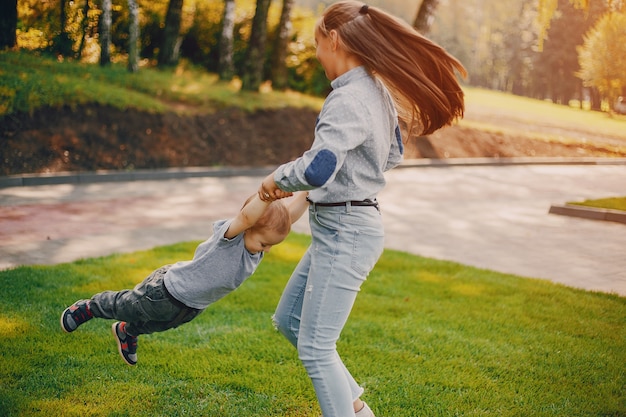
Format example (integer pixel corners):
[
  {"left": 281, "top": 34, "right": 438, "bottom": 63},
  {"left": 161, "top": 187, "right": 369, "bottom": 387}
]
[
  {"left": 577, "top": 11, "right": 626, "bottom": 111},
  {"left": 425, "top": 0, "right": 621, "bottom": 110},
  {"left": 537, "top": 0, "right": 625, "bottom": 50},
  {"left": 533, "top": 0, "right": 604, "bottom": 104},
  {"left": 7, "top": 0, "right": 626, "bottom": 110}
]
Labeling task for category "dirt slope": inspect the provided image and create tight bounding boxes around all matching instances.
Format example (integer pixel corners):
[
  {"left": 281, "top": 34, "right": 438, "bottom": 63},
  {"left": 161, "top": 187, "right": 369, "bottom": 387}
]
[{"left": 1, "top": 104, "right": 625, "bottom": 176}]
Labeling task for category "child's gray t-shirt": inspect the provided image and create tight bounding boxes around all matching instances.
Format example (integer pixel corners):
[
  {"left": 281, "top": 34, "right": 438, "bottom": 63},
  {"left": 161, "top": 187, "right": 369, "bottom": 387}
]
[{"left": 163, "top": 219, "right": 263, "bottom": 309}]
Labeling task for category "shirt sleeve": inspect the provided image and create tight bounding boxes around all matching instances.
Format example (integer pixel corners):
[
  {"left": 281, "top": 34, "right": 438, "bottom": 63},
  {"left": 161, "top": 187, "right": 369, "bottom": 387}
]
[
  {"left": 274, "top": 90, "right": 370, "bottom": 192},
  {"left": 214, "top": 219, "right": 233, "bottom": 240}
]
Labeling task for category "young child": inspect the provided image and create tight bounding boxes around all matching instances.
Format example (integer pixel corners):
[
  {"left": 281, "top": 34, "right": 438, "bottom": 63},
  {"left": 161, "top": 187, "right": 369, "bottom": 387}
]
[{"left": 60, "top": 191, "right": 308, "bottom": 366}]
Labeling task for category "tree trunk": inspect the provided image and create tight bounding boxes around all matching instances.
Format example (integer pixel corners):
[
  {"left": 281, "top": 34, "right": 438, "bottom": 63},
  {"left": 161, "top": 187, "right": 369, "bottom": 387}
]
[
  {"left": 158, "top": 0, "right": 184, "bottom": 67},
  {"left": 413, "top": 0, "right": 440, "bottom": 34},
  {"left": 0, "top": 0, "right": 17, "bottom": 49},
  {"left": 241, "top": 0, "right": 272, "bottom": 91},
  {"left": 127, "top": 0, "right": 140, "bottom": 72},
  {"left": 219, "top": 0, "right": 236, "bottom": 81},
  {"left": 57, "top": 0, "right": 73, "bottom": 55},
  {"left": 589, "top": 87, "right": 601, "bottom": 111},
  {"left": 76, "top": 0, "right": 91, "bottom": 58},
  {"left": 100, "top": 0, "right": 112, "bottom": 66},
  {"left": 270, "top": 0, "right": 294, "bottom": 90}
]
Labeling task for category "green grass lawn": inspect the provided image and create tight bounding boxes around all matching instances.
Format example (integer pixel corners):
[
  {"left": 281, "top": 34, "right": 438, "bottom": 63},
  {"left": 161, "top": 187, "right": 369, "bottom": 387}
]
[
  {"left": 0, "top": 51, "right": 324, "bottom": 116},
  {"left": 1, "top": 234, "right": 624, "bottom": 417}
]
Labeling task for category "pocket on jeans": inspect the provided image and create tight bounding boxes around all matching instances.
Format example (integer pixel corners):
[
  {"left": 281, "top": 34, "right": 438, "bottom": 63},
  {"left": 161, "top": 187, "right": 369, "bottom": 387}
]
[
  {"left": 313, "top": 210, "right": 340, "bottom": 231},
  {"left": 351, "top": 230, "right": 384, "bottom": 276}
]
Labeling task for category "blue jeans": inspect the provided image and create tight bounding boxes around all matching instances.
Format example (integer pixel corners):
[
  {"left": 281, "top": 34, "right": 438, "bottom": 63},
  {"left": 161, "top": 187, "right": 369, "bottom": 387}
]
[
  {"left": 273, "top": 203, "right": 385, "bottom": 417},
  {"left": 89, "top": 265, "right": 202, "bottom": 336}
]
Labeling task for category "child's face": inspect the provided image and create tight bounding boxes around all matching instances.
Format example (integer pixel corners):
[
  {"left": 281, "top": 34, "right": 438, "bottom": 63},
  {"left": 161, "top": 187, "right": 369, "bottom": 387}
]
[{"left": 244, "top": 228, "right": 287, "bottom": 254}]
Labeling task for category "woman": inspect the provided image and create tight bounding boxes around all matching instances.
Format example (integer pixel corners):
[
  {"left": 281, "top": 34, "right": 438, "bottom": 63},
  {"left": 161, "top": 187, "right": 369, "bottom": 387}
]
[{"left": 259, "top": 2, "right": 465, "bottom": 415}]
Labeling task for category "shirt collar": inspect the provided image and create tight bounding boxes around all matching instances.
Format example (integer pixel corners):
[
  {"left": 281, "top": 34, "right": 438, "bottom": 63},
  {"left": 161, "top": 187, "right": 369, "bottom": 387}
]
[{"left": 330, "top": 66, "right": 369, "bottom": 90}]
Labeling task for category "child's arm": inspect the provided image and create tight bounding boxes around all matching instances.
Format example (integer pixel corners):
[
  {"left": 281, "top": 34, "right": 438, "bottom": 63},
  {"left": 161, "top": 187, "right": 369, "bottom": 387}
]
[
  {"left": 224, "top": 194, "right": 270, "bottom": 239},
  {"left": 287, "top": 192, "right": 309, "bottom": 224}
]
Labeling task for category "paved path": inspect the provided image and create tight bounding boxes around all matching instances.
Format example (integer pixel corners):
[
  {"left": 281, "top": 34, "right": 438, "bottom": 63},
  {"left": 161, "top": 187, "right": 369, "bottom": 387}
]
[{"left": 1, "top": 163, "right": 625, "bottom": 296}]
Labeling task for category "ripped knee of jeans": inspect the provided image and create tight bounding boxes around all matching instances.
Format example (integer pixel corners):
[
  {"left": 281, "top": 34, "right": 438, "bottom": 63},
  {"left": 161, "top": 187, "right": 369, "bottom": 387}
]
[
  {"left": 272, "top": 313, "right": 300, "bottom": 348},
  {"left": 271, "top": 313, "right": 280, "bottom": 331}
]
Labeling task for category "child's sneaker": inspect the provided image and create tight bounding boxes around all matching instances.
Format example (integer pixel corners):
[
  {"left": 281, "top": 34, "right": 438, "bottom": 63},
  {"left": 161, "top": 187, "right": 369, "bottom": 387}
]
[
  {"left": 60, "top": 300, "right": 93, "bottom": 333},
  {"left": 112, "top": 322, "right": 138, "bottom": 366}
]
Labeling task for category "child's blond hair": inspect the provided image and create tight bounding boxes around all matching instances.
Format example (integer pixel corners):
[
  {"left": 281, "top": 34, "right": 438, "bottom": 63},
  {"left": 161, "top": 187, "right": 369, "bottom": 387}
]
[{"left": 242, "top": 196, "right": 291, "bottom": 237}]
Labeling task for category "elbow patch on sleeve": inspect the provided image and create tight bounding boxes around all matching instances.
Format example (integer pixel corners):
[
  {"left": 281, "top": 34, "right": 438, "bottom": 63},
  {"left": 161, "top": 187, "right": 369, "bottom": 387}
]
[
  {"left": 304, "top": 149, "right": 337, "bottom": 187},
  {"left": 395, "top": 125, "right": 404, "bottom": 155}
]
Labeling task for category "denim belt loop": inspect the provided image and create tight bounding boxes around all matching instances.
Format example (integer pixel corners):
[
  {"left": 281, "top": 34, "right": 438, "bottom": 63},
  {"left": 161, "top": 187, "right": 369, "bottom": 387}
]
[{"left": 346, "top": 201, "right": 352, "bottom": 213}]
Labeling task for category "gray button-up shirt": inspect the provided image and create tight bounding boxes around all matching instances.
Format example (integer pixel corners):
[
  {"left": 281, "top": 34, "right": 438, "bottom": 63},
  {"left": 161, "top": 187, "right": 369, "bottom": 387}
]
[{"left": 273, "top": 66, "right": 403, "bottom": 203}]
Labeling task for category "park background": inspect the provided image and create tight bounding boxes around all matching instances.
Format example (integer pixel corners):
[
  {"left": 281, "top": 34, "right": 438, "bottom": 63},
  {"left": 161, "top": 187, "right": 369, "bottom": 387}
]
[
  {"left": 0, "top": 1, "right": 625, "bottom": 416},
  {"left": 1, "top": 0, "right": 626, "bottom": 176}
]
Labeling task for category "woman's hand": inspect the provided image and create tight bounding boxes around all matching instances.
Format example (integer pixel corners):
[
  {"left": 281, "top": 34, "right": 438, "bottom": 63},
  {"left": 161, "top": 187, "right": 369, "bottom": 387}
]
[{"left": 259, "top": 172, "right": 292, "bottom": 201}]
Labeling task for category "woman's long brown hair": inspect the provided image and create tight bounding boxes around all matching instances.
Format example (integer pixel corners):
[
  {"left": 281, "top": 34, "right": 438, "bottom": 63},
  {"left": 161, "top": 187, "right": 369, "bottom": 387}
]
[{"left": 317, "top": 1, "right": 466, "bottom": 136}]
